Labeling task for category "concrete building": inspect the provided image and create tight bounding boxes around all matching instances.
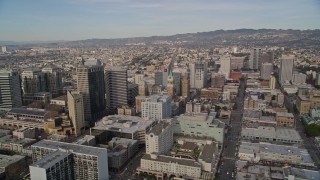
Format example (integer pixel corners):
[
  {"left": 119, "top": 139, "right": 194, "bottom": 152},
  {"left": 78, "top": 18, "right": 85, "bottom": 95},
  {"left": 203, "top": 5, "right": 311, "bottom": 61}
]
[
  {"left": 117, "top": 105, "right": 135, "bottom": 116},
  {"left": 189, "top": 62, "right": 208, "bottom": 89},
  {"left": 316, "top": 73, "right": 320, "bottom": 86},
  {"left": 249, "top": 48, "right": 262, "bottom": 70},
  {"left": 0, "top": 135, "right": 36, "bottom": 155},
  {"left": 0, "top": 154, "right": 27, "bottom": 180},
  {"left": 105, "top": 67, "right": 129, "bottom": 114},
  {"left": 135, "top": 95, "right": 146, "bottom": 113},
  {"left": 293, "top": 72, "right": 306, "bottom": 85},
  {"left": 33, "top": 92, "right": 52, "bottom": 104},
  {"left": 42, "top": 64, "right": 63, "bottom": 98},
  {"left": 91, "top": 115, "right": 156, "bottom": 144},
  {"left": 138, "top": 81, "right": 148, "bottom": 96},
  {"left": 296, "top": 95, "right": 311, "bottom": 115},
  {"left": 31, "top": 140, "right": 109, "bottom": 180},
  {"left": 241, "top": 126, "right": 302, "bottom": 144},
  {"left": 139, "top": 154, "right": 202, "bottom": 179},
  {"left": 230, "top": 57, "right": 244, "bottom": 70},
  {"left": 0, "top": 70, "right": 22, "bottom": 110},
  {"left": 12, "top": 127, "right": 35, "bottom": 139},
  {"left": 279, "top": 55, "right": 294, "bottom": 83},
  {"left": 67, "top": 91, "right": 85, "bottom": 136},
  {"left": 77, "top": 64, "right": 105, "bottom": 123},
  {"left": 269, "top": 75, "right": 276, "bottom": 89},
  {"left": 107, "top": 137, "right": 139, "bottom": 172},
  {"left": 276, "top": 112, "right": 295, "bottom": 127},
  {"left": 146, "top": 121, "right": 173, "bottom": 155},
  {"left": 283, "top": 166, "right": 320, "bottom": 180},
  {"left": 155, "top": 69, "right": 168, "bottom": 87},
  {"left": 1, "top": 46, "right": 7, "bottom": 53},
  {"left": 134, "top": 73, "right": 144, "bottom": 85},
  {"left": 30, "top": 150, "right": 73, "bottom": 180},
  {"left": 6, "top": 108, "right": 57, "bottom": 122},
  {"left": 181, "top": 73, "right": 190, "bottom": 97},
  {"left": 173, "top": 112, "right": 225, "bottom": 143},
  {"left": 219, "top": 56, "right": 231, "bottom": 79},
  {"left": 128, "top": 83, "right": 138, "bottom": 106},
  {"left": 141, "top": 95, "right": 172, "bottom": 121},
  {"left": 211, "top": 73, "right": 225, "bottom": 88},
  {"left": 260, "top": 63, "right": 273, "bottom": 80},
  {"left": 310, "top": 107, "right": 320, "bottom": 118},
  {"left": 238, "top": 142, "right": 314, "bottom": 167}
]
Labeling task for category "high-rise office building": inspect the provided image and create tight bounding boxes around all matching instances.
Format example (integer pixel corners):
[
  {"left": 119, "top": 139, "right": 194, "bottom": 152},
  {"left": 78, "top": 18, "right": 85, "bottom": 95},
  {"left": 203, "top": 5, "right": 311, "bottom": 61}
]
[
  {"left": 105, "top": 67, "right": 128, "bottom": 114},
  {"left": 279, "top": 55, "right": 294, "bottom": 83},
  {"left": 211, "top": 73, "right": 225, "bottom": 88},
  {"left": 134, "top": 73, "right": 144, "bottom": 85},
  {"left": 292, "top": 72, "right": 306, "bottom": 85},
  {"left": 21, "top": 68, "right": 44, "bottom": 104},
  {"left": 154, "top": 68, "right": 168, "bottom": 87},
  {"left": 167, "top": 71, "right": 175, "bottom": 97},
  {"left": 219, "top": 56, "right": 231, "bottom": 79},
  {"left": 142, "top": 95, "right": 172, "bottom": 120},
  {"left": 270, "top": 75, "right": 276, "bottom": 89},
  {"left": 172, "top": 72, "right": 181, "bottom": 96},
  {"left": 189, "top": 62, "right": 208, "bottom": 89},
  {"left": 146, "top": 121, "right": 173, "bottom": 155},
  {"left": 67, "top": 91, "right": 85, "bottom": 136},
  {"left": 77, "top": 62, "right": 105, "bottom": 123},
  {"left": 128, "top": 83, "right": 138, "bottom": 107},
  {"left": 0, "top": 70, "right": 22, "bottom": 110},
  {"left": 260, "top": 63, "right": 273, "bottom": 80},
  {"left": 42, "top": 64, "right": 63, "bottom": 98},
  {"left": 316, "top": 73, "right": 320, "bottom": 86},
  {"left": 138, "top": 81, "right": 148, "bottom": 96},
  {"left": 1, "top": 46, "right": 7, "bottom": 53},
  {"left": 31, "top": 140, "right": 109, "bottom": 180},
  {"left": 249, "top": 48, "right": 262, "bottom": 70},
  {"left": 181, "top": 73, "right": 190, "bottom": 97}
]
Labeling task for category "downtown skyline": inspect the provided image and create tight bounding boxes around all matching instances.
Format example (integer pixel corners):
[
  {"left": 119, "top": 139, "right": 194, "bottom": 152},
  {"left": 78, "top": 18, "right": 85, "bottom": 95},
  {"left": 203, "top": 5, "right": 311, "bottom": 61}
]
[{"left": 0, "top": 0, "right": 320, "bottom": 41}]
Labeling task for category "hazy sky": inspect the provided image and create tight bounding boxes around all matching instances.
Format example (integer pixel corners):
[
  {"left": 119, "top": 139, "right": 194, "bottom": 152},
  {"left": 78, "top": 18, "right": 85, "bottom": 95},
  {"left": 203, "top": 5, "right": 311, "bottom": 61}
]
[{"left": 0, "top": 0, "right": 320, "bottom": 41}]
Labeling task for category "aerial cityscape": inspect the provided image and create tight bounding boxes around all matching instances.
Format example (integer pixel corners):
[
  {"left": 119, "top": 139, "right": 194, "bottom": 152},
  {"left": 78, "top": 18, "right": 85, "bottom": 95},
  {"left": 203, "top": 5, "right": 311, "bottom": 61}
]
[{"left": 0, "top": 0, "right": 320, "bottom": 180}]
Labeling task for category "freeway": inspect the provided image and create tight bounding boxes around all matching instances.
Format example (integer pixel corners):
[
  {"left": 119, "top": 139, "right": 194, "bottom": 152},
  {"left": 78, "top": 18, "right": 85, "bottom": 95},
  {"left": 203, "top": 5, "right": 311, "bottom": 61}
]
[{"left": 217, "top": 79, "right": 246, "bottom": 180}]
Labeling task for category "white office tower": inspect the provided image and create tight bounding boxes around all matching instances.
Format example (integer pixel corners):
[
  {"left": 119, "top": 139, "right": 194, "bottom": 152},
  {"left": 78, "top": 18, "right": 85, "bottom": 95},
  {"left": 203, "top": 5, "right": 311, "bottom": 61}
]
[
  {"left": 270, "top": 75, "right": 276, "bottom": 89},
  {"left": 249, "top": 48, "right": 262, "bottom": 70},
  {"left": 219, "top": 56, "right": 231, "bottom": 79},
  {"left": 189, "top": 62, "right": 208, "bottom": 89},
  {"left": 279, "top": 55, "right": 294, "bottom": 83},
  {"left": 146, "top": 121, "right": 173, "bottom": 155},
  {"left": 260, "top": 63, "right": 273, "bottom": 80},
  {"left": 30, "top": 140, "right": 109, "bottom": 180},
  {"left": 142, "top": 95, "right": 172, "bottom": 120},
  {"left": 0, "top": 70, "right": 22, "bottom": 110},
  {"left": 67, "top": 91, "right": 85, "bottom": 136},
  {"left": 1, "top": 46, "right": 7, "bottom": 53},
  {"left": 292, "top": 72, "right": 306, "bottom": 85}
]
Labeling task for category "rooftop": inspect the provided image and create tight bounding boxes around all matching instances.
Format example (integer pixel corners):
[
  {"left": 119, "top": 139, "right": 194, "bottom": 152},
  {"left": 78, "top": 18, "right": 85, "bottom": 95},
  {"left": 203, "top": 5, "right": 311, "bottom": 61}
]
[
  {"left": 0, "top": 154, "right": 25, "bottom": 168},
  {"left": 0, "top": 135, "right": 36, "bottom": 145},
  {"left": 241, "top": 126, "right": 302, "bottom": 142},
  {"left": 32, "top": 140, "right": 108, "bottom": 156},
  {"left": 92, "top": 115, "right": 155, "bottom": 134},
  {"left": 142, "top": 154, "right": 201, "bottom": 168},
  {"left": 148, "top": 121, "right": 170, "bottom": 135},
  {"left": 199, "top": 143, "right": 217, "bottom": 163},
  {"left": 276, "top": 112, "right": 294, "bottom": 118},
  {"left": 283, "top": 166, "right": 320, "bottom": 180},
  {"left": 30, "top": 150, "right": 71, "bottom": 169},
  {"left": 7, "top": 108, "right": 48, "bottom": 117}
]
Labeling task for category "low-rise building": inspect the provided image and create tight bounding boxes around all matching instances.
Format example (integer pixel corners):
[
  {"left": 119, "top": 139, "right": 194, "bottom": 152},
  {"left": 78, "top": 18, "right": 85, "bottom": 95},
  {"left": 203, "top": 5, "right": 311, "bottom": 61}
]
[
  {"left": 283, "top": 166, "right": 320, "bottom": 180},
  {"left": 296, "top": 95, "right": 311, "bottom": 115},
  {"left": 0, "top": 154, "right": 27, "bottom": 180},
  {"left": 173, "top": 112, "right": 225, "bottom": 143},
  {"left": 238, "top": 142, "right": 314, "bottom": 167},
  {"left": 276, "top": 112, "right": 295, "bottom": 127},
  {"left": 310, "top": 107, "right": 320, "bottom": 118},
  {"left": 0, "top": 135, "right": 36, "bottom": 155},
  {"left": 241, "top": 126, "right": 303, "bottom": 144},
  {"left": 138, "top": 154, "right": 202, "bottom": 179},
  {"left": 107, "top": 137, "right": 139, "bottom": 172},
  {"left": 6, "top": 108, "right": 58, "bottom": 122},
  {"left": 12, "top": 127, "right": 35, "bottom": 139}
]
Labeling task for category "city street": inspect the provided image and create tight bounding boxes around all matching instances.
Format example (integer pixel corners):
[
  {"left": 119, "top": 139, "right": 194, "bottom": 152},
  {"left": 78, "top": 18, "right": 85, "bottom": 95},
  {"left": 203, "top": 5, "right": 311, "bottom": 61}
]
[{"left": 218, "top": 79, "right": 246, "bottom": 180}]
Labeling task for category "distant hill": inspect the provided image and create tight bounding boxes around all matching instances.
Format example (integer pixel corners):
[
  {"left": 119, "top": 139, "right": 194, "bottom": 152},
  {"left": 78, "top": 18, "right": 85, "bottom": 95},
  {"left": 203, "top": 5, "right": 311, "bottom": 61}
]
[{"left": 4, "top": 29, "right": 320, "bottom": 48}]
